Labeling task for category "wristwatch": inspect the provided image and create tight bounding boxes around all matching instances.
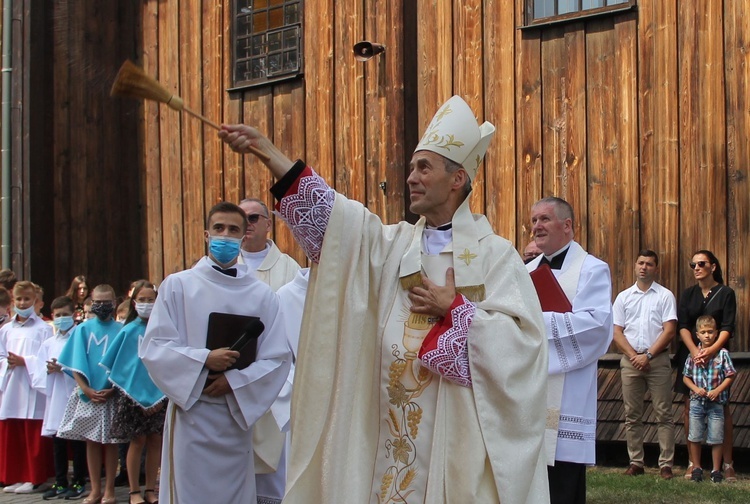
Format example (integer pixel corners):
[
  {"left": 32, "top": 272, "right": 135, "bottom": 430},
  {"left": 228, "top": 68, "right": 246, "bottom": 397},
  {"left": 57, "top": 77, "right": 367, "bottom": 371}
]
[{"left": 646, "top": 351, "right": 653, "bottom": 360}]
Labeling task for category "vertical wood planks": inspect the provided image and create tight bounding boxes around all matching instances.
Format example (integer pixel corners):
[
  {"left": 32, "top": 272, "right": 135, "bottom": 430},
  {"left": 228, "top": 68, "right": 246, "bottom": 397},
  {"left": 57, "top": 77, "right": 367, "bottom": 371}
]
[
  {"left": 677, "top": 0, "right": 727, "bottom": 290},
  {"left": 417, "top": 1, "right": 453, "bottom": 131},
  {"left": 180, "top": 0, "right": 206, "bottom": 269},
  {"left": 515, "top": 24, "right": 542, "bottom": 246},
  {"left": 454, "top": 0, "right": 484, "bottom": 214},
  {"left": 637, "top": 0, "right": 679, "bottom": 296},
  {"left": 66, "top": 1, "right": 89, "bottom": 282},
  {"left": 483, "top": 0, "right": 517, "bottom": 243},
  {"left": 223, "top": 2, "right": 243, "bottom": 209},
  {"left": 52, "top": 0, "right": 72, "bottom": 294},
  {"left": 242, "top": 89, "right": 273, "bottom": 205},
  {"left": 142, "top": 0, "right": 164, "bottom": 283},
  {"left": 333, "top": 0, "right": 365, "bottom": 200},
  {"left": 724, "top": 0, "right": 749, "bottom": 351},
  {"left": 611, "top": 13, "right": 639, "bottom": 297},
  {"left": 541, "top": 23, "right": 587, "bottom": 245},
  {"left": 158, "top": 0, "right": 185, "bottom": 274},
  {"left": 303, "top": 0, "right": 334, "bottom": 183},
  {"left": 90, "top": 0, "right": 750, "bottom": 350},
  {"left": 272, "top": 84, "right": 306, "bottom": 265},
  {"left": 383, "top": 1, "right": 405, "bottom": 225},
  {"left": 364, "top": 0, "right": 388, "bottom": 220},
  {"left": 203, "top": 0, "right": 225, "bottom": 214},
  {"left": 585, "top": 19, "right": 617, "bottom": 272}
]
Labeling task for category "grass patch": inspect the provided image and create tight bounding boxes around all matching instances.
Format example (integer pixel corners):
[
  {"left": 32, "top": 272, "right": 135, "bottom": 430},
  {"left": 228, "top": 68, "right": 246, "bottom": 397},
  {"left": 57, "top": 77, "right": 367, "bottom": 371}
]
[{"left": 588, "top": 466, "right": 750, "bottom": 504}]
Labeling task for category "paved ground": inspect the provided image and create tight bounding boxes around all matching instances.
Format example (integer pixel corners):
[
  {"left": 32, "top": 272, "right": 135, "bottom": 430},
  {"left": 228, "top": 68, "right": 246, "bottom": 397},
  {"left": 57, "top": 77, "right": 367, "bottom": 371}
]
[{"left": 0, "top": 482, "right": 144, "bottom": 503}]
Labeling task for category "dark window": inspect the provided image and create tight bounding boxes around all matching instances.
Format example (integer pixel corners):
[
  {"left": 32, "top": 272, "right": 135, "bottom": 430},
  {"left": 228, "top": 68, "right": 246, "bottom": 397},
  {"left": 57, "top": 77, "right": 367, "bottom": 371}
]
[
  {"left": 524, "top": 0, "right": 635, "bottom": 27},
  {"left": 231, "top": 0, "right": 303, "bottom": 89}
]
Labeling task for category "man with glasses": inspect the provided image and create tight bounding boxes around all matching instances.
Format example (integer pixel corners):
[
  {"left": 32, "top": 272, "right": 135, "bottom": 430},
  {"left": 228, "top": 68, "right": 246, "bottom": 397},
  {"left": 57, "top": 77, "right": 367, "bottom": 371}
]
[
  {"left": 612, "top": 250, "right": 677, "bottom": 480},
  {"left": 525, "top": 197, "right": 613, "bottom": 504},
  {"left": 238, "top": 198, "right": 299, "bottom": 504},
  {"left": 239, "top": 198, "right": 301, "bottom": 291}
]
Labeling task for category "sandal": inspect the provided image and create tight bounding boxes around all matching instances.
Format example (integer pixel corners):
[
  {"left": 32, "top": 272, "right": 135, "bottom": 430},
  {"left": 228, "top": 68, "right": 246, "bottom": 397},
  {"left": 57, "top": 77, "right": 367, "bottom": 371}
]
[
  {"left": 684, "top": 462, "right": 694, "bottom": 480},
  {"left": 144, "top": 489, "right": 159, "bottom": 504},
  {"left": 82, "top": 496, "right": 102, "bottom": 504},
  {"left": 130, "top": 490, "right": 146, "bottom": 504},
  {"left": 101, "top": 497, "right": 117, "bottom": 504},
  {"left": 723, "top": 462, "right": 737, "bottom": 483}
]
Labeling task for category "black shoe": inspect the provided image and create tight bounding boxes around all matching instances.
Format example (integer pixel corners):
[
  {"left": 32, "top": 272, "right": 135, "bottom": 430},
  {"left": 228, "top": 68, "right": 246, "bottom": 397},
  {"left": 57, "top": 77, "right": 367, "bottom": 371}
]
[
  {"left": 114, "top": 471, "right": 129, "bottom": 487},
  {"left": 711, "top": 470, "right": 723, "bottom": 483},
  {"left": 64, "top": 483, "right": 86, "bottom": 500},
  {"left": 691, "top": 467, "right": 704, "bottom": 482},
  {"left": 42, "top": 484, "right": 68, "bottom": 500}
]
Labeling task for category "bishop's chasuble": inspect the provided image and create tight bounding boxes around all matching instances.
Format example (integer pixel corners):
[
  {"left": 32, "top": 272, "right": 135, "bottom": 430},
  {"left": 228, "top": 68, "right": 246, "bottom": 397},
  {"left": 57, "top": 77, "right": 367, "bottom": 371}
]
[{"left": 276, "top": 166, "right": 550, "bottom": 504}]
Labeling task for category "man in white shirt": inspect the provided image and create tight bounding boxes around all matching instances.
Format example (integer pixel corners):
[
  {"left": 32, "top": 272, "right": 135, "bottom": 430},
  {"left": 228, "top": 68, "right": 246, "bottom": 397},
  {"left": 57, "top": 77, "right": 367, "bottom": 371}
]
[
  {"left": 612, "top": 250, "right": 677, "bottom": 479},
  {"left": 526, "top": 197, "right": 613, "bottom": 504}
]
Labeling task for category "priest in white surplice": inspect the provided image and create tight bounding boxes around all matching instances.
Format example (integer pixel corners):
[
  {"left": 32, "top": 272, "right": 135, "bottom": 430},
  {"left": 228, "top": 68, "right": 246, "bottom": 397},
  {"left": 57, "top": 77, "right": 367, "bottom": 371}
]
[
  {"left": 237, "top": 197, "right": 300, "bottom": 504},
  {"left": 220, "top": 96, "right": 550, "bottom": 504},
  {"left": 139, "top": 202, "right": 292, "bottom": 504},
  {"left": 238, "top": 198, "right": 300, "bottom": 290},
  {"left": 525, "top": 197, "right": 613, "bottom": 504}
]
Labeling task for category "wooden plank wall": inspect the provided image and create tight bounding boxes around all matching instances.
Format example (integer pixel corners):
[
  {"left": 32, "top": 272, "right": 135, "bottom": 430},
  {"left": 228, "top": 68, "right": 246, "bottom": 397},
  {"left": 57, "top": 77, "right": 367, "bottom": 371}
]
[
  {"left": 123, "top": 0, "right": 750, "bottom": 350},
  {"left": 44, "top": 0, "right": 142, "bottom": 298},
  {"left": 135, "top": 0, "right": 408, "bottom": 275},
  {"left": 512, "top": 0, "right": 749, "bottom": 351}
]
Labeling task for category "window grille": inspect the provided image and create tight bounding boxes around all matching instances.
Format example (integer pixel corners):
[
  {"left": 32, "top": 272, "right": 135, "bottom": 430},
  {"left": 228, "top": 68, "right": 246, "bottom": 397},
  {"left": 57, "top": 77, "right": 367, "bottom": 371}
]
[
  {"left": 525, "top": 0, "right": 635, "bottom": 26},
  {"left": 232, "top": 0, "right": 303, "bottom": 89}
]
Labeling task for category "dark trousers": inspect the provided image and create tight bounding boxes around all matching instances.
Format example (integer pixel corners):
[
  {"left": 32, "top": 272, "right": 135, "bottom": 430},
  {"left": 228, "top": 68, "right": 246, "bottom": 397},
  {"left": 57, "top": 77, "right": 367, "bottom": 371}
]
[
  {"left": 548, "top": 460, "right": 586, "bottom": 504},
  {"left": 52, "top": 436, "right": 87, "bottom": 487}
]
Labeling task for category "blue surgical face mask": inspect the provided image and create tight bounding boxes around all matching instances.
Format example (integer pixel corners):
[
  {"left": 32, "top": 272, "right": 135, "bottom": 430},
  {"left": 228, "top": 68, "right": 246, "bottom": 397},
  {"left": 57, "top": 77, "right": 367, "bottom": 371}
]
[
  {"left": 53, "top": 315, "right": 75, "bottom": 332},
  {"left": 209, "top": 236, "right": 242, "bottom": 266},
  {"left": 14, "top": 305, "right": 35, "bottom": 319}
]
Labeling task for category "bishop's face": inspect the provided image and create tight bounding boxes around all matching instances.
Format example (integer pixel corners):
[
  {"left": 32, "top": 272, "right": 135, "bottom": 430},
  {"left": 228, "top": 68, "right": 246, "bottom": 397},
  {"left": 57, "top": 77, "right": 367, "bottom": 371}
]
[{"left": 407, "top": 151, "right": 462, "bottom": 227}]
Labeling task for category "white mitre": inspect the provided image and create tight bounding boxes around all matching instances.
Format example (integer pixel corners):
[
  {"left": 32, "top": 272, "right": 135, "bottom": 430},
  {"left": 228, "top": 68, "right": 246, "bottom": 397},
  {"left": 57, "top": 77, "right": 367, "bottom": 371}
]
[{"left": 414, "top": 95, "right": 496, "bottom": 180}]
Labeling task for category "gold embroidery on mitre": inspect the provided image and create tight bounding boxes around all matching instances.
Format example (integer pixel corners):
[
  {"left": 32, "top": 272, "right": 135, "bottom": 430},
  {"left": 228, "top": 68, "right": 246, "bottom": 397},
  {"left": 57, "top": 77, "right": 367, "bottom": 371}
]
[
  {"left": 434, "top": 103, "right": 453, "bottom": 122},
  {"left": 418, "top": 104, "right": 466, "bottom": 152},
  {"left": 400, "top": 272, "right": 423, "bottom": 291},
  {"left": 458, "top": 248, "right": 477, "bottom": 266},
  {"left": 456, "top": 284, "right": 486, "bottom": 303}
]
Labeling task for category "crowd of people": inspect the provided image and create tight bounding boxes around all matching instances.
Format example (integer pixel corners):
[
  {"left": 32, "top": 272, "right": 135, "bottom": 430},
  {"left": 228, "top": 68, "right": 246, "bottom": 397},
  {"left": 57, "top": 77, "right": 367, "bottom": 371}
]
[{"left": 0, "top": 95, "right": 741, "bottom": 504}]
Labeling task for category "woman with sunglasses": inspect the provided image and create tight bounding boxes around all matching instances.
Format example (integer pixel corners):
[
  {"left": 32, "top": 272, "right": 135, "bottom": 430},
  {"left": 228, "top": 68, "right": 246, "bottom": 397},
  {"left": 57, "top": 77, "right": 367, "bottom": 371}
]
[{"left": 675, "top": 250, "right": 737, "bottom": 481}]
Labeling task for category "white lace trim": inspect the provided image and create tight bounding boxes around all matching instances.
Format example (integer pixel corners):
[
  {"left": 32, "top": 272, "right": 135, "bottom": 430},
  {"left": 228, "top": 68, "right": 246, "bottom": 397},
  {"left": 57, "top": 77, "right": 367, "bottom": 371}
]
[
  {"left": 420, "top": 295, "right": 475, "bottom": 387},
  {"left": 277, "top": 169, "right": 335, "bottom": 263}
]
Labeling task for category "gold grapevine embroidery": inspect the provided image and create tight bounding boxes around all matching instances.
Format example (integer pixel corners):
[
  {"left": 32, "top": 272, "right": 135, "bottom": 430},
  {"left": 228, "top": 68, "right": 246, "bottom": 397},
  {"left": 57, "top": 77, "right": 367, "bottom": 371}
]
[{"left": 380, "top": 310, "right": 434, "bottom": 503}]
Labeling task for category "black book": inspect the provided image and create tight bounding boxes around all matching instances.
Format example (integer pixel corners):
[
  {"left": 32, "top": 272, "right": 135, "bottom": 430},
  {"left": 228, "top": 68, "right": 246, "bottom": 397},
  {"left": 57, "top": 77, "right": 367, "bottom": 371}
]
[{"left": 205, "top": 312, "right": 265, "bottom": 371}]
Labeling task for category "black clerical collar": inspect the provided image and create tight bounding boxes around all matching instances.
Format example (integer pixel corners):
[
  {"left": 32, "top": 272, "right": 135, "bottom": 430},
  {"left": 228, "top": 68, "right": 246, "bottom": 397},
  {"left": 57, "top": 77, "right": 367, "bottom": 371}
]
[
  {"left": 426, "top": 223, "right": 452, "bottom": 231},
  {"left": 539, "top": 244, "right": 571, "bottom": 270}
]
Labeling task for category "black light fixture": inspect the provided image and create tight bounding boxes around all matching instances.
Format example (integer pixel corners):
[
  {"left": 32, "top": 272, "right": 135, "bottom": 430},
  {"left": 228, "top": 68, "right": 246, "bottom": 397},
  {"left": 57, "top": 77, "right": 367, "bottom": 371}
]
[{"left": 352, "top": 41, "right": 385, "bottom": 62}]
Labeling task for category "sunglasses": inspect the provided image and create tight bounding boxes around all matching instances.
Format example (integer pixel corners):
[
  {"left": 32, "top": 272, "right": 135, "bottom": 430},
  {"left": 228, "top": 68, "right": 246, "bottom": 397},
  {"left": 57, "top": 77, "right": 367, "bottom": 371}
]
[
  {"left": 689, "top": 261, "right": 710, "bottom": 270},
  {"left": 247, "top": 213, "right": 269, "bottom": 224}
]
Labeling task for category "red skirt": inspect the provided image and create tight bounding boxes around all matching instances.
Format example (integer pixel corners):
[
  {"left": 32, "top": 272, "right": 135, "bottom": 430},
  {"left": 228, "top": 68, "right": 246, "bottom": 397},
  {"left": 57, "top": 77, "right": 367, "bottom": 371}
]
[{"left": 0, "top": 418, "right": 55, "bottom": 484}]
